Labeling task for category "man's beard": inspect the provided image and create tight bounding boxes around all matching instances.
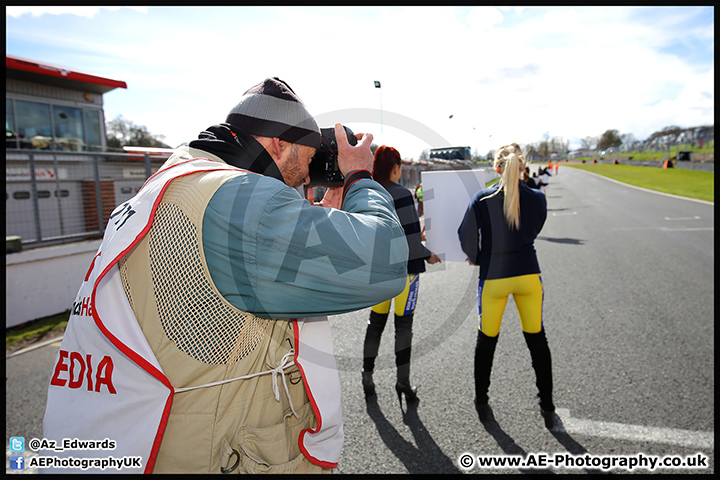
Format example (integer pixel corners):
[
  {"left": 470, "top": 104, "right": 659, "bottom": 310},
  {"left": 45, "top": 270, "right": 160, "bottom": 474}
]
[{"left": 278, "top": 144, "right": 308, "bottom": 188}]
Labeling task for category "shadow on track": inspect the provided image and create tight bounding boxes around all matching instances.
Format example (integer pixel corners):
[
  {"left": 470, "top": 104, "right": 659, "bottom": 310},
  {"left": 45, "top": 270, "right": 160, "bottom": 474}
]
[
  {"left": 478, "top": 407, "right": 610, "bottom": 475},
  {"left": 478, "top": 406, "right": 554, "bottom": 475},
  {"left": 548, "top": 414, "right": 612, "bottom": 475},
  {"left": 365, "top": 395, "right": 460, "bottom": 473},
  {"left": 537, "top": 236, "right": 586, "bottom": 245}
]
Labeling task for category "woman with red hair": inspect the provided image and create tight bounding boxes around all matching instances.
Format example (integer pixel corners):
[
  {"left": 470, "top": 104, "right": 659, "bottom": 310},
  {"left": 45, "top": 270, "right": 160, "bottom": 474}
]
[{"left": 362, "top": 145, "right": 441, "bottom": 409}]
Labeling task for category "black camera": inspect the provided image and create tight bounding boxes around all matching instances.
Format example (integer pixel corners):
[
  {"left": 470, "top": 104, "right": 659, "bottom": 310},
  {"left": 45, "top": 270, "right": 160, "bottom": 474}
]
[{"left": 307, "top": 125, "right": 357, "bottom": 187}]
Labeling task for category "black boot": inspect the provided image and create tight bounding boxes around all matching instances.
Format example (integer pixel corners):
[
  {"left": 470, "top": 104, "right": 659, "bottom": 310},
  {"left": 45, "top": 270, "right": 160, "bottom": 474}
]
[
  {"left": 523, "top": 329, "right": 555, "bottom": 428},
  {"left": 363, "top": 311, "right": 388, "bottom": 369},
  {"left": 394, "top": 314, "right": 418, "bottom": 408},
  {"left": 362, "top": 311, "right": 388, "bottom": 397},
  {"left": 474, "top": 330, "right": 498, "bottom": 422},
  {"left": 361, "top": 370, "right": 376, "bottom": 397}
]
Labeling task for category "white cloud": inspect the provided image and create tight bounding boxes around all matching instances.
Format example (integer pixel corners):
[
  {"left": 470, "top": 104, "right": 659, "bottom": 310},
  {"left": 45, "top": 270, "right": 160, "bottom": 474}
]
[
  {"left": 5, "top": 6, "right": 147, "bottom": 18},
  {"left": 7, "top": 6, "right": 712, "bottom": 157},
  {"left": 467, "top": 7, "right": 505, "bottom": 31}
]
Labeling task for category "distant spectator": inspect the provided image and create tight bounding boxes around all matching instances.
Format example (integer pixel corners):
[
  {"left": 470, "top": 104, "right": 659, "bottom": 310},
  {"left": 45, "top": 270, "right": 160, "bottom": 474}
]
[
  {"left": 539, "top": 167, "right": 550, "bottom": 194},
  {"left": 414, "top": 182, "right": 424, "bottom": 216},
  {"left": 524, "top": 166, "right": 539, "bottom": 189},
  {"left": 530, "top": 171, "right": 541, "bottom": 190}
]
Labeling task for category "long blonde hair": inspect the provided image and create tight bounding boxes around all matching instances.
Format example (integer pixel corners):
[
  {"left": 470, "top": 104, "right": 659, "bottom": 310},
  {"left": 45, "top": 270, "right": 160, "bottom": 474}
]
[{"left": 489, "top": 143, "right": 526, "bottom": 230}]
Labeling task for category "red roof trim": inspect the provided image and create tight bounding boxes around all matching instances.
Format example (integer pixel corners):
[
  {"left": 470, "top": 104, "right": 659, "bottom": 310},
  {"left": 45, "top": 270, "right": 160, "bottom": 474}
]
[{"left": 6, "top": 55, "right": 127, "bottom": 89}]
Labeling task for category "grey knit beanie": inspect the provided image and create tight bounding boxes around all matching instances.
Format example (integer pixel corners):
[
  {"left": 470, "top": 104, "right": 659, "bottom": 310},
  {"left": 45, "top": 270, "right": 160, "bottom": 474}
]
[{"left": 226, "top": 77, "right": 321, "bottom": 149}]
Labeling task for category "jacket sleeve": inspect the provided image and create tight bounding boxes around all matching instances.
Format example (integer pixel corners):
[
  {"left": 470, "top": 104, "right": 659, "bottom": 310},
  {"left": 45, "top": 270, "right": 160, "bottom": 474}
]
[{"left": 203, "top": 175, "right": 408, "bottom": 319}]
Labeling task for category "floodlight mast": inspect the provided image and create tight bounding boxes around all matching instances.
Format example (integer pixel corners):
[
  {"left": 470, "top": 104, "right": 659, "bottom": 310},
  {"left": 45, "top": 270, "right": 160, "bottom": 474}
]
[{"left": 374, "top": 80, "right": 382, "bottom": 133}]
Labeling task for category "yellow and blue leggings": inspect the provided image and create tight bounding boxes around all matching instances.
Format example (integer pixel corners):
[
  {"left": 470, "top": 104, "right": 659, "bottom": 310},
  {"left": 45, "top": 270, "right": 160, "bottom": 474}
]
[
  {"left": 371, "top": 274, "right": 420, "bottom": 317},
  {"left": 364, "top": 274, "right": 420, "bottom": 375},
  {"left": 477, "top": 274, "right": 544, "bottom": 337}
]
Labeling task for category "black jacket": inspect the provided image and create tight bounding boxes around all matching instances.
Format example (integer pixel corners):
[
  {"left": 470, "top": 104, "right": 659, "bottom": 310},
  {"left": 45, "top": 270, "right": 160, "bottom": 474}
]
[
  {"left": 384, "top": 181, "right": 432, "bottom": 274},
  {"left": 458, "top": 181, "right": 547, "bottom": 280}
]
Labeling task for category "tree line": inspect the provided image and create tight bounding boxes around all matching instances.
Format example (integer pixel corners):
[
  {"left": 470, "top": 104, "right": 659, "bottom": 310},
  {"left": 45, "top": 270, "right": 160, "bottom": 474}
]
[
  {"left": 106, "top": 115, "right": 710, "bottom": 163},
  {"left": 106, "top": 115, "right": 170, "bottom": 150}
]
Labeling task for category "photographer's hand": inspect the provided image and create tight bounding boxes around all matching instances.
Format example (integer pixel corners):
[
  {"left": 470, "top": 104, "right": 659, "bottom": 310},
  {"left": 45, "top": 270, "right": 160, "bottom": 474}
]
[
  {"left": 306, "top": 186, "right": 343, "bottom": 209},
  {"left": 319, "top": 187, "right": 343, "bottom": 209},
  {"left": 335, "top": 123, "right": 374, "bottom": 176}
]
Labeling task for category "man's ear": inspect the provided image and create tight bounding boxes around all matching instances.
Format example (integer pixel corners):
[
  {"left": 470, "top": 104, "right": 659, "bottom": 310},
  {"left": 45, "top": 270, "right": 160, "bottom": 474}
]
[
  {"left": 270, "top": 138, "right": 284, "bottom": 160},
  {"left": 273, "top": 138, "right": 295, "bottom": 161}
]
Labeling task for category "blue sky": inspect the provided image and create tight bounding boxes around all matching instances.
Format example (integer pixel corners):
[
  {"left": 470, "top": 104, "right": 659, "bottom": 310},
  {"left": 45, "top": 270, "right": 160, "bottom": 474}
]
[{"left": 6, "top": 6, "right": 714, "bottom": 158}]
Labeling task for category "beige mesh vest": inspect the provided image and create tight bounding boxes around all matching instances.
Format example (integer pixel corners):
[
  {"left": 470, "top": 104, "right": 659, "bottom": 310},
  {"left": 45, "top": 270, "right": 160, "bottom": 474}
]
[{"left": 118, "top": 157, "right": 330, "bottom": 474}]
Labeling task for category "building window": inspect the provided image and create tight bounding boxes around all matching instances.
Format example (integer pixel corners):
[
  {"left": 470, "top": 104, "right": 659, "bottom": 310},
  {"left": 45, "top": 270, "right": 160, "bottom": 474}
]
[
  {"left": 84, "top": 109, "right": 102, "bottom": 151},
  {"left": 53, "top": 105, "right": 85, "bottom": 151},
  {"left": 6, "top": 98, "right": 16, "bottom": 148},
  {"left": 6, "top": 98, "right": 104, "bottom": 151},
  {"left": 15, "top": 100, "right": 52, "bottom": 149}
]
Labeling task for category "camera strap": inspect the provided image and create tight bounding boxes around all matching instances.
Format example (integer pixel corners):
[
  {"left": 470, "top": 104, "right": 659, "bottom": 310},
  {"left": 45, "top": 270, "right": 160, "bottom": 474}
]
[{"left": 341, "top": 170, "right": 373, "bottom": 202}]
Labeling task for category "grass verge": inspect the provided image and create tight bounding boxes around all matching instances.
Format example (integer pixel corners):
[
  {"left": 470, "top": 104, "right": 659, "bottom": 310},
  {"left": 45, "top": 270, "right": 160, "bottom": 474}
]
[
  {"left": 6, "top": 310, "right": 69, "bottom": 353},
  {"left": 565, "top": 163, "right": 714, "bottom": 202}
]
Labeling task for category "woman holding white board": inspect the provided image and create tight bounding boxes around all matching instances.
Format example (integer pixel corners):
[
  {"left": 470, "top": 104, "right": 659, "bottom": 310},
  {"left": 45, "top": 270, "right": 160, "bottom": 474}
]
[{"left": 361, "top": 145, "right": 441, "bottom": 410}]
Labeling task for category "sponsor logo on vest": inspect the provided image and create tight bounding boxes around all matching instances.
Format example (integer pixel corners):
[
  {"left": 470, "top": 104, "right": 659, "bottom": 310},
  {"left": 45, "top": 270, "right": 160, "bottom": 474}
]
[
  {"left": 109, "top": 202, "right": 136, "bottom": 231},
  {"left": 71, "top": 296, "right": 94, "bottom": 317},
  {"left": 50, "top": 350, "right": 117, "bottom": 394}
]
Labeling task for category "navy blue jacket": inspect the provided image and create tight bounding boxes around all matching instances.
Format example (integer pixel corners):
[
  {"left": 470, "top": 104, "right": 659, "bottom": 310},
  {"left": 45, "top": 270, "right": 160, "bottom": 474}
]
[
  {"left": 384, "top": 181, "right": 432, "bottom": 274},
  {"left": 458, "top": 181, "right": 546, "bottom": 280}
]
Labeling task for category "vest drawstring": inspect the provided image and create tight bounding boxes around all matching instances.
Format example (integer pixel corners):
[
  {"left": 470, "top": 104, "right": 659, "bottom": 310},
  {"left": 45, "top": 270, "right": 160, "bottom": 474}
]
[
  {"left": 271, "top": 350, "right": 299, "bottom": 419},
  {"left": 174, "top": 349, "right": 299, "bottom": 419}
]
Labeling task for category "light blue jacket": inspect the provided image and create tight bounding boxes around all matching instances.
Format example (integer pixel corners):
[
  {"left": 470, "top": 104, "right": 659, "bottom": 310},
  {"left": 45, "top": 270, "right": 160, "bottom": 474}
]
[{"left": 202, "top": 168, "right": 409, "bottom": 319}]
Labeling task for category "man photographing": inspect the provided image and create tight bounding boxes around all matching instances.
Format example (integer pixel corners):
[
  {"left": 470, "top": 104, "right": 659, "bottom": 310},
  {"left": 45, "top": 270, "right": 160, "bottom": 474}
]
[{"left": 42, "top": 77, "right": 408, "bottom": 474}]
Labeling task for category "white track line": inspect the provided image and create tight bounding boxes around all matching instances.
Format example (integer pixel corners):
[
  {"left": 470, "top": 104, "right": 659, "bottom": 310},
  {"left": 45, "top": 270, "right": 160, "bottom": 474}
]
[{"left": 556, "top": 408, "right": 714, "bottom": 450}]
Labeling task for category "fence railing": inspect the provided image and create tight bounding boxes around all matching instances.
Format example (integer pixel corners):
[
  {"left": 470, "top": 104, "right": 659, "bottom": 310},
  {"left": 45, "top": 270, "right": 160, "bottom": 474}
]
[
  {"left": 6, "top": 148, "right": 490, "bottom": 251},
  {"left": 6, "top": 148, "right": 169, "bottom": 250}
]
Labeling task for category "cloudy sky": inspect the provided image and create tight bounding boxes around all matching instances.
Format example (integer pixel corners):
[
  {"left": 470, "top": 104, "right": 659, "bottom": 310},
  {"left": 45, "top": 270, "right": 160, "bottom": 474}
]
[{"left": 6, "top": 6, "right": 714, "bottom": 159}]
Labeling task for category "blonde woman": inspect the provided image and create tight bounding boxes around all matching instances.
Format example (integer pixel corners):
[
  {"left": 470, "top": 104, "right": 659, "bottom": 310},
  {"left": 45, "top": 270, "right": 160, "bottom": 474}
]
[{"left": 457, "top": 143, "right": 555, "bottom": 428}]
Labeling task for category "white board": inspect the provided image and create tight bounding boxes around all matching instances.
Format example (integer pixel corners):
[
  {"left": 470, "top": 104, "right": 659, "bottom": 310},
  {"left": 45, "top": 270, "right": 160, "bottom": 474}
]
[{"left": 421, "top": 169, "right": 487, "bottom": 262}]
